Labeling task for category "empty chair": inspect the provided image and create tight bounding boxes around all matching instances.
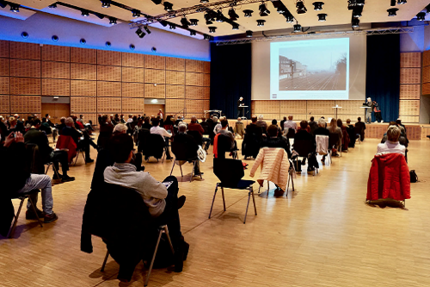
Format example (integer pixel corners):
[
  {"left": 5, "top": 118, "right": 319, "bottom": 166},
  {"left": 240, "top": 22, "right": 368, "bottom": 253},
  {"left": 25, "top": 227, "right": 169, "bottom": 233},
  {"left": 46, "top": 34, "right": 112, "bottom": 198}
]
[{"left": 170, "top": 141, "right": 202, "bottom": 182}]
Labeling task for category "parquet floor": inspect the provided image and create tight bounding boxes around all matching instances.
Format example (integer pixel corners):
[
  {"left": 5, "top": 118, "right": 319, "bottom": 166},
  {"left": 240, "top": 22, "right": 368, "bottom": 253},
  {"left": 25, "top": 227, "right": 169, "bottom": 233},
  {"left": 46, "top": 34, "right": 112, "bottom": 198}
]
[{"left": 1, "top": 137, "right": 430, "bottom": 287}]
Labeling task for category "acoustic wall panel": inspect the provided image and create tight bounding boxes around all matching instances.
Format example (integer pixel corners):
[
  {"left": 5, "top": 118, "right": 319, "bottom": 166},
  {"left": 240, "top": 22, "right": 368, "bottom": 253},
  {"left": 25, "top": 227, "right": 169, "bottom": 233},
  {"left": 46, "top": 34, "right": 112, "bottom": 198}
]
[
  {"left": 185, "top": 86, "right": 209, "bottom": 100},
  {"left": 0, "top": 77, "right": 9, "bottom": 94},
  {"left": 186, "top": 59, "right": 204, "bottom": 73},
  {"left": 145, "top": 69, "right": 165, "bottom": 84},
  {"left": 97, "top": 50, "right": 121, "bottom": 66},
  {"left": 186, "top": 99, "right": 209, "bottom": 114},
  {"left": 0, "top": 58, "right": 9, "bottom": 76},
  {"left": 336, "top": 100, "right": 363, "bottom": 115},
  {"left": 399, "top": 100, "right": 420, "bottom": 116},
  {"left": 145, "top": 104, "right": 164, "bottom": 117},
  {"left": 307, "top": 100, "right": 336, "bottom": 117},
  {"left": 42, "top": 79, "right": 70, "bottom": 96},
  {"left": 71, "top": 63, "right": 96, "bottom": 80},
  {"left": 42, "top": 45, "right": 70, "bottom": 62},
  {"left": 252, "top": 100, "right": 280, "bottom": 114},
  {"left": 10, "top": 42, "right": 40, "bottom": 60},
  {"left": 42, "top": 61, "right": 70, "bottom": 79},
  {"left": 122, "top": 67, "right": 144, "bottom": 83},
  {"left": 121, "top": 52, "right": 144, "bottom": 67},
  {"left": 0, "top": 40, "right": 9, "bottom": 58},
  {"left": 97, "top": 65, "right": 121, "bottom": 82},
  {"left": 400, "top": 85, "right": 421, "bottom": 99},
  {"left": 280, "top": 100, "right": 306, "bottom": 114},
  {"left": 166, "top": 71, "right": 185, "bottom": 85},
  {"left": 97, "top": 97, "right": 121, "bottom": 113},
  {"left": 400, "top": 68, "right": 421, "bottom": 84},
  {"left": 71, "top": 80, "right": 96, "bottom": 97},
  {"left": 10, "top": 77, "right": 41, "bottom": 95},
  {"left": 71, "top": 97, "right": 96, "bottom": 113},
  {"left": 423, "top": 66, "right": 430, "bottom": 84},
  {"left": 203, "top": 62, "right": 210, "bottom": 74},
  {"left": 400, "top": 116, "right": 420, "bottom": 123},
  {"left": 423, "top": 83, "right": 430, "bottom": 95},
  {"left": 400, "top": 52, "right": 421, "bottom": 68},
  {"left": 145, "top": 84, "right": 165, "bottom": 98},
  {"left": 166, "top": 85, "right": 185, "bottom": 99},
  {"left": 122, "top": 98, "right": 144, "bottom": 112},
  {"left": 10, "top": 59, "right": 40, "bottom": 78},
  {"left": 97, "top": 81, "right": 121, "bottom": 97},
  {"left": 71, "top": 47, "right": 96, "bottom": 64},
  {"left": 122, "top": 83, "right": 144, "bottom": 98},
  {"left": 0, "top": 95, "right": 9, "bottom": 113},
  {"left": 203, "top": 74, "right": 210, "bottom": 87},
  {"left": 166, "top": 98, "right": 184, "bottom": 113},
  {"left": 10, "top": 96, "right": 41, "bottom": 113},
  {"left": 423, "top": 50, "right": 430, "bottom": 67},
  {"left": 145, "top": 55, "right": 165, "bottom": 69},
  {"left": 166, "top": 57, "right": 185, "bottom": 71},
  {"left": 185, "top": 72, "right": 203, "bottom": 86}
]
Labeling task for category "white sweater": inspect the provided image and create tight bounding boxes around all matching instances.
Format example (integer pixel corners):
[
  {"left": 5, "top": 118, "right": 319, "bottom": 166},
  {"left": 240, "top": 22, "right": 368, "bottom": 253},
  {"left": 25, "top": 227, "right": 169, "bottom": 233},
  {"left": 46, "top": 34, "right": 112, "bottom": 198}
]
[{"left": 104, "top": 163, "right": 168, "bottom": 217}]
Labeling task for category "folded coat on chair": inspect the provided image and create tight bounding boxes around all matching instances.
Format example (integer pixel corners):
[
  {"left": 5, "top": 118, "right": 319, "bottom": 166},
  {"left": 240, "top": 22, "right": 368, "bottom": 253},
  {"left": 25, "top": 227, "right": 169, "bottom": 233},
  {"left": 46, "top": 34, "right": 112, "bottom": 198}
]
[
  {"left": 56, "top": 135, "right": 77, "bottom": 163},
  {"left": 249, "top": 147, "right": 290, "bottom": 191}
]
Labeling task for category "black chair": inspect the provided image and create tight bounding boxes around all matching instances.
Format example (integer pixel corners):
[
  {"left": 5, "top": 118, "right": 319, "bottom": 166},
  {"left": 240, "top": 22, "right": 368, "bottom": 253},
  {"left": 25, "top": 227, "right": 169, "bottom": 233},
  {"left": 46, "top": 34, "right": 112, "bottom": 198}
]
[
  {"left": 187, "top": 130, "right": 203, "bottom": 146},
  {"left": 216, "top": 134, "right": 238, "bottom": 159},
  {"left": 8, "top": 190, "right": 43, "bottom": 238},
  {"left": 293, "top": 139, "right": 318, "bottom": 176},
  {"left": 138, "top": 128, "right": 151, "bottom": 153},
  {"left": 329, "top": 132, "right": 342, "bottom": 157},
  {"left": 242, "top": 129, "right": 261, "bottom": 159},
  {"left": 170, "top": 141, "right": 202, "bottom": 182},
  {"left": 143, "top": 133, "right": 166, "bottom": 162},
  {"left": 286, "top": 128, "right": 295, "bottom": 140},
  {"left": 209, "top": 158, "right": 257, "bottom": 224}
]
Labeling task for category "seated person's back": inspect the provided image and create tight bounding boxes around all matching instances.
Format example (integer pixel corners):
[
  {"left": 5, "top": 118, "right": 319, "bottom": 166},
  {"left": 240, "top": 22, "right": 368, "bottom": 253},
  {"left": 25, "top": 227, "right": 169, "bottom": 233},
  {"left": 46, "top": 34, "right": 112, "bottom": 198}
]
[
  {"left": 377, "top": 125, "right": 405, "bottom": 155},
  {"left": 261, "top": 125, "right": 291, "bottom": 158}
]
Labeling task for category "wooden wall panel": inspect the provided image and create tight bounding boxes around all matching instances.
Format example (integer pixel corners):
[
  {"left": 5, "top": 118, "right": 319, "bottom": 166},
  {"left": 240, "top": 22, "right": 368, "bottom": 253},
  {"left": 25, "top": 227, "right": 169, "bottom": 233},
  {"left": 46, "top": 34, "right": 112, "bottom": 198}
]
[
  {"left": 406, "top": 125, "right": 421, "bottom": 140},
  {"left": 166, "top": 85, "right": 185, "bottom": 99},
  {"left": 122, "top": 98, "right": 144, "bottom": 112},
  {"left": 42, "top": 61, "right": 70, "bottom": 79},
  {"left": 97, "top": 50, "right": 121, "bottom": 66},
  {"left": 71, "top": 63, "right": 96, "bottom": 80},
  {"left": 0, "top": 95, "right": 9, "bottom": 114},
  {"left": 71, "top": 97, "right": 96, "bottom": 113},
  {"left": 253, "top": 100, "right": 280, "bottom": 114},
  {"left": 145, "top": 55, "right": 165, "bottom": 69},
  {"left": 186, "top": 99, "right": 209, "bottom": 113},
  {"left": 10, "top": 96, "right": 41, "bottom": 113},
  {"left": 423, "top": 50, "right": 430, "bottom": 67},
  {"left": 400, "top": 84, "right": 421, "bottom": 99},
  {"left": 166, "top": 71, "right": 185, "bottom": 85},
  {"left": 203, "top": 62, "right": 210, "bottom": 73},
  {"left": 336, "top": 100, "right": 363, "bottom": 115},
  {"left": 166, "top": 98, "right": 184, "bottom": 113},
  {"left": 399, "top": 100, "right": 420, "bottom": 116},
  {"left": 400, "top": 68, "right": 421, "bottom": 84},
  {"left": 145, "top": 104, "right": 164, "bottom": 117},
  {"left": 145, "top": 84, "right": 165, "bottom": 98},
  {"left": 422, "top": 66, "right": 430, "bottom": 84},
  {"left": 97, "top": 81, "right": 121, "bottom": 97},
  {"left": 186, "top": 73, "right": 204, "bottom": 86},
  {"left": 145, "top": 69, "right": 165, "bottom": 84},
  {"left": 203, "top": 74, "right": 210, "bottom": 87},
  {"left": 121, "top": 53, "right": 144, "bottom": 67},
  {"left": 185, "top": 86, "right": 210, "bottom": 100},
  {"left": 122, "top": 67, "right": 144, "bottom": 83},
  {"left": 307, "top": 100, "right": 336, "bottom": 117},
  {"left": 166, "top": 57, "right": 185, "bottom": 71},
  {"left": 423, "top": 83, "right": 430, "bottom": 95},
  {"left": 42, "top": 45, "right": 70, "bottom": 62},
  {"left": 421, "top": 126, "right": 430, "bottom": 139},
  {"left": 400, "top": 116, "right": 420, "bottom": 123},
  {"left": 122, "top": 83, "right": 144, "bottom": 98},
  {"left": 70, "top": 47, "right": 96, "bottom": 64},
  {"left": 10, "top": 42, "right": 40, "bottom": 60},
  {"left": 400, "top": 52, "right": 421, "bottom": 68},
  {"left": 10, "top": 77, "right": 40, "bottom": 95},
  {"left": 0, "top": 77, "right": 9, "bottom": 94},
  {"left": 0, "top": 40, "right": 9, "bottom": 58},
  {"left": 10, "top": 59, "right": 40, "bottom": 78},
  {"left": 279, "top": 100, "right": 306, "bottom": 114},
  {"left": 42, "top": 79, "right": 70, "bottom": 96},
  {"left": 97, "top": 97, "right": 121, "bottom": 113},
  {"left": 71, "top": 80, "right": 96, "bottom": 97},
  {"left": 97, "top": 65, "right": 121, "bottom": 82},
  {"left": 0, "top": 58, "right": 9, "bottom": 76},
  {"left": 186, "top": 60, "right": 204, "bottom": 73}
]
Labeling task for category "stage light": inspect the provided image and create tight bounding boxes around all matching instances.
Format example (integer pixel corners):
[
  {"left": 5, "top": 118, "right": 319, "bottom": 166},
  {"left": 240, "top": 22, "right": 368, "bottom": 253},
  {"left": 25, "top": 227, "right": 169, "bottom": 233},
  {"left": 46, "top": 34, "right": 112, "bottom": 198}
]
[
  {"left": 105, "top": 41, "right": 111, "bottom": 47},
  {"left": 81, "top": 10, "right": 89, "bottom": 17},
  {"left": 204, "top": 13, "right": 213, "bottom": 25},
  {"left": 48, "top": 3, "right": 57, "bottom": 8},
  {"left": 277, "top": 6, "right": 285, "bottom": 13},
  {"left": 209, "top": 26, "right": 217, "bottom": 33},
  {"left": 164, "top": 2, "right": 173, "bottom": 12},
  {"left": 169, "top": 23, "right": 176, "bottom": 29},
  {"left": 390, "top": 0, "right": 396, "bottom": 6},
  {"left": 10, "top": 4, "right": 20, "bottom": 13},
  {"left": 132, "top": 9, "right": 140, "bottom": 17},
  {"left": 397, "top": 0, "right": 406, "bottom": 4},
  {"left": 216, "top": 10, "right": 225, "bottom": 22},
  {"left": 243, "top": 9, "right": 253, "bottom": 17},
  {"left": 352, "top": 18, "right": 359, "bottom": 28},
  {"left": 417, "top": 12, "right": 426, "bottom": 21},
  {"left": 80, "top": 38, "right": 86, "bottom": 44},
  {"left": 232, "top": 23, "right": 239, "bottom": 30},
  {"left": 246, "top": 30, "right": 253, "bottom": 37},
  {"left": 109, "top": 17, "right": 117, "bottom": 25},
  {"left": 52, "top": 35, "right": 59, "bottom": 42},
  {"left": 204, "top": 34, "right": 211, "bottom": 40},
  {"left": 101, "top": 0, "right": 110, "bottom": 8},
  {"left": 259, "top": 3, "right": 270, "bottom": 16},
  {"left": 293, "top": 24, "right": 302, "bottom": 32},
  {"left": 190, "top": 19, "right": 199, "bottom": 26},
  {"left": 257, "top": 19, "right": 265, "bottom": 27},
  {"left": 387, "top": 8, "right": 398, "bottom": 17},
  {"left": 136, "top": 28, "right": 146, "bottom": 38},
  {"left": 190, "top": 31, "right": 196, "bottom": 36},
  {"left": 286, "top": 14, "right": 295, "bottom": 23},
  {"left": 352, "top": 6, "right": 362, "bottom": 17},
  {"left": 143, "top": 26, "right": 151, "bottom": 34},
  {"left": 317, "top": 13, "right": 327, "bottom": 21},
  {"left": 151, "top": 0, "right": 162, "bottom": 4},
  {"left": 296, "top": 1, "right": 307, "bottom": 14},
  {"left": 313, "top": 2, "right": 324, "bottom": 10},
  {"left": 130, "top": 44, "right": 135, "bottom": 50},
  {"left": 21, "top": 31, "right": 28, "bottom": 38},
  {"left": 228, "top": 8, "right": 239, "bottom": 20},
  {"left": 181, "top": 17, "right": 191, "bottom": 28}
]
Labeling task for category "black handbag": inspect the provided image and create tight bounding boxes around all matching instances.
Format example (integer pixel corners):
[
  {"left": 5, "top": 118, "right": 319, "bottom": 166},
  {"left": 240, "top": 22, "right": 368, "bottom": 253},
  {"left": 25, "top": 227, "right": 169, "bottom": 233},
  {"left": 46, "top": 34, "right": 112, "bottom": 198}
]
[{"left": 410, "top": 170, "right": 418, "bottom": 183}]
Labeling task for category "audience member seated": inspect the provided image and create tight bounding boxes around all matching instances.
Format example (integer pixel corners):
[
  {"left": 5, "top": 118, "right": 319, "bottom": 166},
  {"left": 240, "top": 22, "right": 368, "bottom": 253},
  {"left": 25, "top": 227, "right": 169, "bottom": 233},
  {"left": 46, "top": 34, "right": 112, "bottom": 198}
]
[
  {"left": 150, "top": 118, "right": 173, "bottom": 160},
  {"left": 242, "top": 117, "right": 263, "bottom": 159},
  {"left": 0, "top": 132, "right": 58, "bottom": 223},
  {"left": 377, "top": 125, "right": 405, "bottom": 155},
  {"left": 355, "top": 117, "right": 366, "bottom": 141},
  {"left": 24, "top": 119, "right": 74, "bottom": 182},
  {"left": 328, "top": 119, "right": 342, "bottom": 156},
  {"left": 396, "top": 118, "right": 406, "bottom": 134},
  {"left": 0, "top": 116, "right": 7, "bottom": 142},
  {"left": 234, "top": 118, "right": 245, "bottom": 139},
  {"left": 271, "top": 119, "right": 282, "bottom": 136},
  {"left": 346, "top": 119, "right": 356, "bottom": 148},
  {"left": 40, "top": 118, "right": 52, "bottom": 135},
  {"left": 214, "top": 119, "right": 236, "bottom": 159},
  {"left": 103, "top": 134, "right": 188, "bottom": 270},
  {"left": 173, "top": 123, "right": 202, "bottom": 176},
  {"left": 261, "top": 125, "right": 291, "bottom": 158},
  {"left": 294, "top": 120, "right": 317, "bottom": 168},
  {"left": 280, "top": 117, "right": 287, "bottom": 132},
  {"left": 61, "top": 117, "right": 95, "bottom": 163},
  {"left": 256, "top": 115, "right": 267, "bottom": 134},
  {"left": 381, "top": 122, "right": 408, "bottom": 148},
  {"left": 213, "top": 116, "right": 222, "bottom": 134},
  {"left": 142, "top": 117, "right": 152, "bottom": 130},
  {"left": 188, "top": 116, "right": 210, "bottom": 152},
  {"left": 98, "top": 115, "right": 114, "bottom": 149},
  {"left": 283, "top": 115, "right": 297, "bottom": 132},
  {"left": 57, "top": 117, "right": 66, "bottom": 135},
  {"left": 314, "top": 118, "right": 330, "bottom": 163},
  {"left": 337, "top": 119, "right": 350, "bottom": 152},
  {"left": 309, "top": 116, "right": 318, "bottom": 135}
]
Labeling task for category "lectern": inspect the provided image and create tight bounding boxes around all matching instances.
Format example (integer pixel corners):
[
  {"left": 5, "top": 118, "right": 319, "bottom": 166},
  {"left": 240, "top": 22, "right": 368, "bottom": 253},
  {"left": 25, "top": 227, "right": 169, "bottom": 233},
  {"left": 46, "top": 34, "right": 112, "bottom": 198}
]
[{"left": 239, "top": 105, "right": 248, "bottom": 120}]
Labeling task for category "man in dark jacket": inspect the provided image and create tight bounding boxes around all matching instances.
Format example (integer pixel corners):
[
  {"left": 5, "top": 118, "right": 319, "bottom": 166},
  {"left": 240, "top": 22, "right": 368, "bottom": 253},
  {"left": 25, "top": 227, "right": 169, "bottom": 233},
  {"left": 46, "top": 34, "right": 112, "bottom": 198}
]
[
  {"left": 294, "top": 120, "right": 317, "bottom": 171},
  {"left": 355, "top": 117, "right": 366, "bottom": 141},
  {"left": 172, "top": 123, "right": 202, "bottom": 176},
  {"left": 261, "top": 125, "right": 291, "bottom": 158},
  {"left": 309, "top": 117, "right": 318, "bottom": 135}
]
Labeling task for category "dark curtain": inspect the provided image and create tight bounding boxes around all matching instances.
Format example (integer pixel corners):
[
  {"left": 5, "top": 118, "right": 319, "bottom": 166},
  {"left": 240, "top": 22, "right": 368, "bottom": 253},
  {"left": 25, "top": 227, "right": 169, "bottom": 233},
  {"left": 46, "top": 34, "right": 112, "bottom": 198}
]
[
  {"left": 366, "top": 34, "right": 400, "bottom": 122},
  {"left": 210, "top": 43, "right": 252, "bottom": 119}
]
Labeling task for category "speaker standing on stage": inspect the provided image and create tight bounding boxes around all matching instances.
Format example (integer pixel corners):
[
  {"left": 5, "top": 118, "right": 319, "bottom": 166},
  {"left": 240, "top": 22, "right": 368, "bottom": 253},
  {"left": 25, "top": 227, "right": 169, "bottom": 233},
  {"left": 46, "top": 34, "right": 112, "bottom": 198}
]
[
  {"left": 363, "top": 97, "right": 373, "bottom": 124},
  {"left": 237, "top": 97, "right": 244, "bottom": 118}
]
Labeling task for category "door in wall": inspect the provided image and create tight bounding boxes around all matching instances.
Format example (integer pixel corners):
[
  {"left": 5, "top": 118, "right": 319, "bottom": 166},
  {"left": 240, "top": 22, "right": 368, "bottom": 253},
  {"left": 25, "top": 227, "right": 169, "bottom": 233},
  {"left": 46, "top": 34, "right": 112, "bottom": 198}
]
[{"left": 41, "top": 103, "right": 70, "bottom": 124}]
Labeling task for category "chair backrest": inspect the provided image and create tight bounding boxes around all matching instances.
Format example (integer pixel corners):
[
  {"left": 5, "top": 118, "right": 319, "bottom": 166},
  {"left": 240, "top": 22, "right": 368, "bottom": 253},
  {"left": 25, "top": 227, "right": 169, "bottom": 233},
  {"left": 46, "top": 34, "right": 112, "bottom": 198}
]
[
  {"left": 56, "top": 135, "right": 77, "bottom": 163},
  {"left": 24, "top": 143, "right": 44, "bottom": 174},
  {"left": 137, "top": 128, "right": 150, "bottom": 153},
  {"left": 286, "top": 128, "right": 295, "bottom": 139},
  {"left": 293, "top": 140, "right": 314, "bottom": 157},
  {"left": 171, "top": 141, "right": 189, "bottom": 161},
  {"left": 146, "top": 133, "right": 166, "bottom": 158},
  {"left": 200, "top": 122, "right": 210, "bottom": 135},
  {"left": 187, "top": 130, "right": 203, "bottom": 146},
  {"left": 213, "top": 158, "right": 244, "bottom": 188},
  {"left": 315, "top": 135, "right": 329, "bottom": 155},
  {"left": 216, "top": 133, "right": 233, "bottom": 159},
  {"left": 329, "top": 132, "right": 339, "bottom": 147}
]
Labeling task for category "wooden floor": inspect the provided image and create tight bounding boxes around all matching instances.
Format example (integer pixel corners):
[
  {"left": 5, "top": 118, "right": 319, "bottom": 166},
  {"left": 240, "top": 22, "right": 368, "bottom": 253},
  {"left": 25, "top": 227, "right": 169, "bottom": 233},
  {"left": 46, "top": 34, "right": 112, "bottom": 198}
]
[{"left": 1, "top": 137, "right": 430, "bottom": 287}]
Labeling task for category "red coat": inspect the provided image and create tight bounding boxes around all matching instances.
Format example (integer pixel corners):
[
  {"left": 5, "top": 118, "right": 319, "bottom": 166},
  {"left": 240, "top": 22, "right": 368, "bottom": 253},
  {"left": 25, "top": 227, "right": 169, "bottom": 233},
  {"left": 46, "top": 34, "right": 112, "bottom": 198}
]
[
  {"left": 56, "top": 135, "right": 77, "bottom": 163},
  {"left": 366, "top": 153, "right": 410, "bottom": 201}
]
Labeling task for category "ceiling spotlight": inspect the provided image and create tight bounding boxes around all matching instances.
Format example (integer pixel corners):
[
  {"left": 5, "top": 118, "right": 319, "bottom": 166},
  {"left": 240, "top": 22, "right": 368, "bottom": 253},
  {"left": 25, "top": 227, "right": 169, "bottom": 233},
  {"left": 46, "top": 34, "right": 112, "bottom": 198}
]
[
  {"left": 232, "top": 23, "right": 239, "bottom": 30},
  {"left": 216, "top": 10, "right": 225, "bottom": 22},
  {"left": 81, "top": 10, "right": 89, "bottom": 17},
  {"left": 80, "top": 38, "right": 86, "bottom": 44},
  {"left": 169, "top": 23, "right": 176, "bottom": 29},
  {"left": 204, "top": 34, "right": 211, "bottom": 40},
  {"left": 293, "top": 23, "right": 302, "bottom": 32},
  {"left": 228, "top": 8, "right": 239, "bottom": 20},
  {"left": 51, "top": 35, "right": 59, "bottom": 42},
  {"left": 356, "top": 0, "right": 365, "bottom": 5},
  {"left": 259, "top": 3, "right": 270, "bottom": 16},
  {"left": 48, "top": 3, "right": 57, "bottom": 8},
  {"left": 10, "top": 3, "right": 20, "bottom": 12},
  {"left": 105, "top": 41, "right": 111, "bottom": 47},
  {"left": 130, "top": 44, "right": 135, "bottom": 50},
  {"left": 132, "top": 9, "right": 140, "bottom": 17},
  {"left": 277, "top": 6, "right": 285, "bottom": 13},
  {"left": 190, "top": 19, "right": 199, "bottom": 26},
  {"left": 352, "top": 17, "right": 359, "bottom": 28},
  {"left": 313, "top": 2, "right": 324, "bottom": 10},
  {"left": 317, "top": 13, "right": 327, "bottom": 21},
  {"left": 143, "top": 26, "right": 151, "bottom": 34},
  {"left": 257, "top": 19, "right": 265, "bottom": 26},
  {"left": 109, "top": 17, "right": 117, "bottom": 25},
  {"left": 397, "top": 0, "right": 407, "bottom": 4},
  {"left": 181, "top": 17, "right": 191, "bottom": 28},
  {"left": 21, "top": 31, "right": 29, "bottom": 38},
  {"left": 286, "top": 14, "right": 295, "bottom": 23},
  {"left": 243, "top": 9, "right": 253, "bottom": 17},
  {"left": 246, "top": 30, "right": 253, "bottom": 37},
  {"left": 209, "top": 26, "right": 217, "bottom": 33},
  {"left": 201, "top": 0, "right": 209, "bottom": 2},
  {"left": 417, "top": 12, "right": 426, "bottom": 21},
  {"left": 352, "top": 6, "right": 362, "bottom": 17},
  {"left": 190, "top": 31, "right": 196, "bottom": 36},
  {"left": 151, "top": 0, "right": 162, "bottom": 4},
  {"left": 387, "top": 8, "right": 398, "bottom": 17},
  {"left": 168, "top": 13, "right": 176, "bottom": 18},
  {"left": 296, "top": 1, "right": 307, "bottom": 14},
  {"left": 101, "top": 0, "right": 110, "bottom": 8},
  {"left": 164, "top": 2, "right": 173, "bottom": 11}
]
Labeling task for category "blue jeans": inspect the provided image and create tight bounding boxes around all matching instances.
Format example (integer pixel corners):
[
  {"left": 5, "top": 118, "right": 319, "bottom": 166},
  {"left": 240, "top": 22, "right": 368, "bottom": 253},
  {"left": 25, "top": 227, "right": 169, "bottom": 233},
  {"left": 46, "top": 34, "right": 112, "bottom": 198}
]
[{"left": 17, "top": 174, "right": 53, "bottom": 214}]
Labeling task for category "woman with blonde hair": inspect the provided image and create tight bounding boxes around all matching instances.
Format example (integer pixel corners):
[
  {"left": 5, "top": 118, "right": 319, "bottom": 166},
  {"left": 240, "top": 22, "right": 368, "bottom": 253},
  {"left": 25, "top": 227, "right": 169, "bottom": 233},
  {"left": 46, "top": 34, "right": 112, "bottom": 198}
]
[{"left": 328, "top": 119, "right": 342, "bottom": 156}]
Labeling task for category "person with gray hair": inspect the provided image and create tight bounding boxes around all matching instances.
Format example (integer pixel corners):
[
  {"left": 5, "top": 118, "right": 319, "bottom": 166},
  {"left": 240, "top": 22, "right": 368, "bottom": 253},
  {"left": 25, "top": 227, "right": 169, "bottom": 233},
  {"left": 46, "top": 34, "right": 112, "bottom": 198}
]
[
  {"left": 377, "top": 125, "right": 405, "bottom": 155},
  {"left": 256, "top": 115, "right": 267, "bottom": 133},
  {"left": 283, "top": 115, "right": 297, "bottom": 132},
  {"left": 113, "top": 123, "right": 128, "bottom": 135},
  {"left": 172, "top": 122, "right": 203, "bottom": 176}
]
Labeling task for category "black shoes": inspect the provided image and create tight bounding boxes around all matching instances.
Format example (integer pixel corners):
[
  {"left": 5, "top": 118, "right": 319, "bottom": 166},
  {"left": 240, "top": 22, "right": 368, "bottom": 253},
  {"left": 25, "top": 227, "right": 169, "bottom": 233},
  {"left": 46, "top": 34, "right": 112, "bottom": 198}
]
[
  {"left": 44, "top": 212, "right": 58, "bottom": 223},
  {"left": 85, "top": 158, "right": 94, "bottom": 163},
  {"left": 52, "top": 173, "right": 62, "bottom": 180},
  {"left": 178, "top": 195, "right": 186, "bottom": 210},
  {"left": 62, "top": 175, "right": 75, "bottom": 182},
  {"left": 26, "top": 208, "right": 44, "bottom": 219}
]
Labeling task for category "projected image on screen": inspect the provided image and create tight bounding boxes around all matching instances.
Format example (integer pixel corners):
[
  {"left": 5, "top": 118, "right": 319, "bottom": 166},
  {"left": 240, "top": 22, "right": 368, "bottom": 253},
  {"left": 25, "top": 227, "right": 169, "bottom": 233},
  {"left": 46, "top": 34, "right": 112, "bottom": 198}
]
[{"left": 270, "top": 38, "right": 350, "bottom": 100}]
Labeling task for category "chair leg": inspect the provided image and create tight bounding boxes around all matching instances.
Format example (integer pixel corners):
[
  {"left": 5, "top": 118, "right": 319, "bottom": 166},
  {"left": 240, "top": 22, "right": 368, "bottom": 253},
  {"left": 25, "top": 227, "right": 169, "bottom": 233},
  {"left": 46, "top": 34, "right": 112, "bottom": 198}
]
[
  {"left": 221, "top": 187, "right": 226, "bottom": 211},
  {"left": 290, "top": 172, "right": 295, "bottom": 191},
  {"left": 45, "top": 164, "right": 51, "bottom": 175},
  {"left": 101, "top": 250, "right": 109, "bottom": 272},
  {"left": 144, "top": 228, "right": 164, "bottom": 287},
  {"left": 8, "top": 198, "right": 25, "bottom": 238},
  {"left": 28, "top": 197, "right": 43, "bottom": 228},
  {"left": 170, "top": 160, "right": 176, "bottom": 176},
  {"left": 208, "top": 184, "right": 218, "bottom": 219},
  {"left": 179, "top": 165, "right": 183, "bottom": 177},
  {"left": 244, "top": 190, "right": 252, "bottom": 224},
  {"left": 52, "top": 164, "right": 60, "bottom": 178},
  {"left": 266, "top": 180, "right": 269, "bottom": 198},
  {"left": 162, "top": 225, "right": 175, "bottom": 255},
  {"left": 251, "top": 187, "right": 257, "bottom": 216}
]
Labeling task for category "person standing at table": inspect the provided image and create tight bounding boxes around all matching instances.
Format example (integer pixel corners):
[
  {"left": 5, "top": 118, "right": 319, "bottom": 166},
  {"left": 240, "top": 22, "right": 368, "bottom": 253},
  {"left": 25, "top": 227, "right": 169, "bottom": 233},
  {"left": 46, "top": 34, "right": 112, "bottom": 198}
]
[
  {"left": 237, "top": 97, "right": 244, "bottom": 118},
  {"left": 363, "top": 97, "right": 373, "bottom": 124}
]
